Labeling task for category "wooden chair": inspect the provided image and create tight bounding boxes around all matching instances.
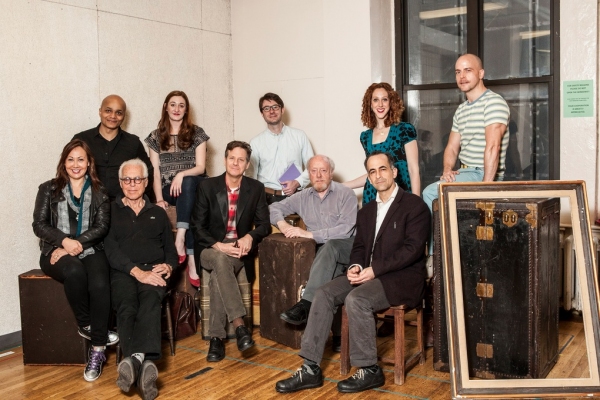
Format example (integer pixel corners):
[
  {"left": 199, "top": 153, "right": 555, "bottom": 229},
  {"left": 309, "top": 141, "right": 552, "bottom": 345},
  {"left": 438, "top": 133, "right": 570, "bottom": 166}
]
[{"left": 340, "top": 304, "right": 425, "bottom": 385}]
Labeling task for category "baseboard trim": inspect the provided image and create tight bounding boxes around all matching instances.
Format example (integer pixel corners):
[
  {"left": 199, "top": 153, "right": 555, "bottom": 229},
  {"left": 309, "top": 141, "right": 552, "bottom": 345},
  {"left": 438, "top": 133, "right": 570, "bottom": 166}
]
[{"left": 0, "top": 331, "right": 22, "bottom": 351}]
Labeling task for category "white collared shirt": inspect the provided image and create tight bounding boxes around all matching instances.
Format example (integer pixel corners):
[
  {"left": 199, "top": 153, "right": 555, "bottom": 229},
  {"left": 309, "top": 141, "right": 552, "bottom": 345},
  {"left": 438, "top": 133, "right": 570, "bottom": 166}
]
[
  {"left": 249, "top": 125, "right": 314, "bottom": 190},
  {"left": 374, "top": 184, "right": 399, "bottom": 240}
]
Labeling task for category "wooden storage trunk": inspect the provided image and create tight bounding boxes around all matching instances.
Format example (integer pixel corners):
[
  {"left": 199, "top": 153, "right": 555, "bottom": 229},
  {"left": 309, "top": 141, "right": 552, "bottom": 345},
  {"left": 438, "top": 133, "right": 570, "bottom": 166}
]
[
  {"left": 433, "top": 198, "right": 560, "bottom": 379},
  {"left": 258, "top": 234, "right": 315, "bottom": 349},
  {"left": 19, "top": 269, "right": 88, "bottom": 365}
]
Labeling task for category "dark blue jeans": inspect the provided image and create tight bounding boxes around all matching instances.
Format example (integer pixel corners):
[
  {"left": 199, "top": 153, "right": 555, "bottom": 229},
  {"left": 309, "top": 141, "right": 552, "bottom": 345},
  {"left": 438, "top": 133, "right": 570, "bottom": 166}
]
[{"left": 162, "top": 175, "right": 206, "bottom": 253}]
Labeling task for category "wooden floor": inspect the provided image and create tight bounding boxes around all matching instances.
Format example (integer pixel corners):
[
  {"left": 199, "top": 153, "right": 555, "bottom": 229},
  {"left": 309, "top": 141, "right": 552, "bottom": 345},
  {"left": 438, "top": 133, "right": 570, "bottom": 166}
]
[{"left": 0, "top": 317, "right": 588, "bottom": 400}]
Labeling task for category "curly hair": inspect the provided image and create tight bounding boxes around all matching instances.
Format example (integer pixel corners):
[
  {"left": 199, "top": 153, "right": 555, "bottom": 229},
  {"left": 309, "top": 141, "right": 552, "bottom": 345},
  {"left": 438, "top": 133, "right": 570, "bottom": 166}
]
[
  {"left": 54, "top": 139, "right": 103, "bottom": 196},
  {"left": 156, "top": 90, "right": 195, "bottom": 151},
  {"left": 360, "top": 82, "right": 404, "bottom": 129}
]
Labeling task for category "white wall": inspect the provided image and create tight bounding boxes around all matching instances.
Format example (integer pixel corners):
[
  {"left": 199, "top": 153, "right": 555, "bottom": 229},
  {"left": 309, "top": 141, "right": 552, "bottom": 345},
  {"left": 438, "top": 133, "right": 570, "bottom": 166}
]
[
  {"left": 231, "top": 0, "right": 393, "bottom": 193},
  {"left": 0, "top": 0, "right": 233, "bottom": 337},
  {"left": 560, "top": 0, "right": 598, "bottom": 222}
]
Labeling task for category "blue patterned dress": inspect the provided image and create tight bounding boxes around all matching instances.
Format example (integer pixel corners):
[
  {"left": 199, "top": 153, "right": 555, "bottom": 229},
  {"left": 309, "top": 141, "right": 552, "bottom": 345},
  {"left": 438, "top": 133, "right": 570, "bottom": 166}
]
[{"left": 360, "top": 122, "right": 417, "bottom": 205}]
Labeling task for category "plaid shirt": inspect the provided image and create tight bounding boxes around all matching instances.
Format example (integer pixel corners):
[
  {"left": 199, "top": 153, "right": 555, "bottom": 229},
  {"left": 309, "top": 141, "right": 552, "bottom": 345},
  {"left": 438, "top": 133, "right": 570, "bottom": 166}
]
[{"left": 225, "top": 184, "right": 240, "bottom": 240}]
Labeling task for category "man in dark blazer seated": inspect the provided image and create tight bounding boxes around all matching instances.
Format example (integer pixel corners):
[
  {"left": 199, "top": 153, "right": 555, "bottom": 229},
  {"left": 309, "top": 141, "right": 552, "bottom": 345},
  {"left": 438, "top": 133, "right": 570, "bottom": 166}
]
[
  {"left": 275, "top": 151, "right": 430, "bottom": 394},
  {"left": 191, "top": 140, "right": 271, "bottom": 362}
]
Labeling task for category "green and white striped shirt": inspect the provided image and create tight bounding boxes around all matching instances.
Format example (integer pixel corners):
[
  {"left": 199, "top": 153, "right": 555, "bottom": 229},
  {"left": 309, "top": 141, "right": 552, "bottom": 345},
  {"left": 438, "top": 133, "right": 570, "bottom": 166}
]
[{"left": 452, "top": 90, "right": 510, "bottom": 177}]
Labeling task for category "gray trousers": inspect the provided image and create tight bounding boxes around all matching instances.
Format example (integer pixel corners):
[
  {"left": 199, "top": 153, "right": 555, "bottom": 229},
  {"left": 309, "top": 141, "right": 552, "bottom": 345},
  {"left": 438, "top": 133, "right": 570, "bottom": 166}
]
[
  {"left": 201, "top": 248, "right": 246, "bottom": 338},
  {"left": 299, "top": 275, "right": 390, "bottom": 367},
  {"left": 302, "top": 237, "right": 354, "bottom": 302}
]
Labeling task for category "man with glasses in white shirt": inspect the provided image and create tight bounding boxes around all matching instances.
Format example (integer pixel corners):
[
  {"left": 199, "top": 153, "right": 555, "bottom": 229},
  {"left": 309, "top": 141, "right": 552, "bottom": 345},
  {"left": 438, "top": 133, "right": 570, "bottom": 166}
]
[{"left": 249, "top": 93, "right": 315, "bottom": 204}]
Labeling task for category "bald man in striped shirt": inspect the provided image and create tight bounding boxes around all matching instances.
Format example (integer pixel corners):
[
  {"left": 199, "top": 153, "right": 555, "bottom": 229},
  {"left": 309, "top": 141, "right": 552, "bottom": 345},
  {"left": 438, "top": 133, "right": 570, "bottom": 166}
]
[{"left": 422, "top": 53, "right": 510, "bottom": 258}]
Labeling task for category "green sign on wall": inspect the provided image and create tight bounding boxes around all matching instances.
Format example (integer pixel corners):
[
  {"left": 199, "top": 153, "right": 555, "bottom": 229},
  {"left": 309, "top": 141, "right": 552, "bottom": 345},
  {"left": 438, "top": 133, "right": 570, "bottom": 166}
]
[{"left": 563, "top": 80, "right": 594, "bottom": 118}]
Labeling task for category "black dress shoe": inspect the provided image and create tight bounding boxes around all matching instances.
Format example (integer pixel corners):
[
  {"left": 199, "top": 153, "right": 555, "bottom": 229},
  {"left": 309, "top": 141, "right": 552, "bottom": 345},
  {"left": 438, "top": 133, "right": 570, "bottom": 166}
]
[
  {"left": 280, "top": 300, "right": 311, "bottom": 325},
  {"left": 235, "top": 325, "right": 255, "bottom": 352},
  {"left": 337, "top": 365, "right": 385, "bottom": 393},
  {"left": 331, "top": 335, "right": 342, "bottom": 353},
  {"left": 207, "top": 337, "right": 225, "bottom": 362},
  {"left": 275, "top": 365, "right": 323, "bottom": 393}
]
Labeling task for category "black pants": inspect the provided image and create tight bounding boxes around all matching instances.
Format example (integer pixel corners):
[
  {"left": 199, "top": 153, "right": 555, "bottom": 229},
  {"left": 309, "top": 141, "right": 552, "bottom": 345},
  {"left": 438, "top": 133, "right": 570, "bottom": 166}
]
[
  {"left": 266, "top": 193, "right": 287, "bottom": 205},
  {"left": 40, "top": 251, "right": 111, "bottom": 346},
  {"left": 111, "top": 269, "right": 166, "bottom": 360}
]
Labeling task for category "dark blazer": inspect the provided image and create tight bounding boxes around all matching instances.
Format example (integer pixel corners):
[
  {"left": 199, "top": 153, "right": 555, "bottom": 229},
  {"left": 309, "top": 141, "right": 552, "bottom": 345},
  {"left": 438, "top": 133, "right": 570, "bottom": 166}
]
[
  {"left": 349, "top": 187, "right": 431, "bottom": 308},
  {"left": 32, "top": 179, "right": 110, "bottom": 256},
  {"left": 191, "top": 173, "right": 271, "bottom": 281}
]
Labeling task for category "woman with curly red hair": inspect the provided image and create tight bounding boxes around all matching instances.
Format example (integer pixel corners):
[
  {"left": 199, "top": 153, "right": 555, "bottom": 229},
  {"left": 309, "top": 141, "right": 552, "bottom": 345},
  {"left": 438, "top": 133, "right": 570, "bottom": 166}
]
[
  {"left": 344, "top": 82, "right": 420, "bottom": 204},
  {"left": 145, "top": 90, "right": 209, "bottom": 287}
]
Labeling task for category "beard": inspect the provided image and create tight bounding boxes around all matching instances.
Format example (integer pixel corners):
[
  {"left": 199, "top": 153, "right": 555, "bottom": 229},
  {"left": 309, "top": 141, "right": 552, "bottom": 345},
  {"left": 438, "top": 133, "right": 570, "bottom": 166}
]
[{"left": 312, "top": 181, "right": 329, "bottom": 193}]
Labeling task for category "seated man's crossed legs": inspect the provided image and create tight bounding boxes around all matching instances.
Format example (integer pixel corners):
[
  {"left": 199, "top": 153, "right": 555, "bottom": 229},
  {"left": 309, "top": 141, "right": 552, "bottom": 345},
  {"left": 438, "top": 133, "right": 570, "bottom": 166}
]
[
  {"left": 201, "top": 248, "right": 254, "bottom": 362},
  {"left": 280, "top": 237, "right": 354, "bottom": 326}
]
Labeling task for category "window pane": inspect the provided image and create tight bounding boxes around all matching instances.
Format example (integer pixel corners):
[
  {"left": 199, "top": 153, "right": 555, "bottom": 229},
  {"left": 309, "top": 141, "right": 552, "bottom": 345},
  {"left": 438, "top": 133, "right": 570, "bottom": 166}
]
[
  {"left": 405, "top": 89, "right": 463, "bottom": 189},
  {"left": 407, "top": 0, "right": 467, "bottom": 85},
  {"left": 483, "top": 0, "right": 551, "bottom": 79},
  {"left": 405, "top": 84, "right": 549, "bottom": 190},
  {"left": 490, "top": 84, "right": 549, "bottom": 180}
]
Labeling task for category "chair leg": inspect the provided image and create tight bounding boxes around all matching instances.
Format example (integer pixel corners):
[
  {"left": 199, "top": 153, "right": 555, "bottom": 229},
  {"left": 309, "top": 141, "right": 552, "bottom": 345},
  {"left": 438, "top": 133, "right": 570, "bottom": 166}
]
[
  {"left": 340, "top": 306, "right": 350, "bottom": 375},
  {"left": 164, "top": 296, "right": 175, "bottom": 356},
  {"left": 116, "top": 344, "right": 121, "bottom": 365},
  {"left": 417, "top": 307, "right": 425, "bottom": 364},
  {"left": 393, "top": 308, "right": 406, "bottom": 385}
]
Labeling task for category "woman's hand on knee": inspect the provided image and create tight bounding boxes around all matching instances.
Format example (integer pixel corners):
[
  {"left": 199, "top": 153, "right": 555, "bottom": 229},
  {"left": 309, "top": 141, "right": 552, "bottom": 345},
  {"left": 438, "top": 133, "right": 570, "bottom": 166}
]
[
  {"left": 170, "top": 173, "right": 184, "bottom": 197},
  {"left": 50, "top": 248, "right": 69, "bottom": 265}
]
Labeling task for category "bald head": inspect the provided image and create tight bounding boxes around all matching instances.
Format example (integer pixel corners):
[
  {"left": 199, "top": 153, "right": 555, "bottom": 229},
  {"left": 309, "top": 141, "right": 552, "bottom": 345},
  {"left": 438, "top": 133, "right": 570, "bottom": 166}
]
[
  {"left": 100, "top": 94, "right": 126, "bottom": 112},
  {"left": 456, "top": 53, "right": 483, "bottom": 70},
  {"left": 98, "top": 94, "right": 126, "bottom": 134},
  {"left": 455, "top": 54, "right": 485, "bottom": 98}
]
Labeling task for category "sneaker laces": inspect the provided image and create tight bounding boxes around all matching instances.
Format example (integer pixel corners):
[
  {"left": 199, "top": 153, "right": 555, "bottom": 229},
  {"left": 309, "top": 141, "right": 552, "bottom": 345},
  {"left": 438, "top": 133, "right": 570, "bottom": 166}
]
[
  {"left": 86, "top": 350, "right": 106, "bottom": 371},
  {"left": 291, "top": 367, "right": 305, "bottom": 382},
  {"left": 350, "top": 368, "right": 366, "bottom": 381}
]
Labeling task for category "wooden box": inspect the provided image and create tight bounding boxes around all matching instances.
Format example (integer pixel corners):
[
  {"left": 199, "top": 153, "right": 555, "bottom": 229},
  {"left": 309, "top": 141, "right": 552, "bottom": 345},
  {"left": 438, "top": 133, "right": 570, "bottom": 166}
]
[
  {"left": 19, "top": 269, "right": 88, "bottom": 365},
  {"left": 258, "top": 234, "right": 315, "bottom": 349},
  {"left": 433, "top": 198, "right": 561, "bottom": 378}
]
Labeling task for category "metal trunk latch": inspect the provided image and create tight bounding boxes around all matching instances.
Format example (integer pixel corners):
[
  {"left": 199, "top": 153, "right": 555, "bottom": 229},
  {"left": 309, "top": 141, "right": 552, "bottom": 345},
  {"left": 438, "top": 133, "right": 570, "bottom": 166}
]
[{"left": 475, "top": 202, "right": 495, "bottom": 241}]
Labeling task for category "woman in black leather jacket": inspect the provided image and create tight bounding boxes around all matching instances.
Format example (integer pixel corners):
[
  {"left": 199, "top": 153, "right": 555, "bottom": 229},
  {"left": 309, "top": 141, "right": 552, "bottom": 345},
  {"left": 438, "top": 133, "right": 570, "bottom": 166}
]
[{"left": 32, "top": 139, "right": 117, "bottom": 382}]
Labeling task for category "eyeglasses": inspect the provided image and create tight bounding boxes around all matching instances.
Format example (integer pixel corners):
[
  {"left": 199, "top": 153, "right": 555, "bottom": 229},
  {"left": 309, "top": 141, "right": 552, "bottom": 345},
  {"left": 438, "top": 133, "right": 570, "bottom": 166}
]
[
  {"left": 261, "top": 105, "right": 281, "bottom": 113},
  {"left": 120, "top": 177, "right": 146, "bottom": 185}
]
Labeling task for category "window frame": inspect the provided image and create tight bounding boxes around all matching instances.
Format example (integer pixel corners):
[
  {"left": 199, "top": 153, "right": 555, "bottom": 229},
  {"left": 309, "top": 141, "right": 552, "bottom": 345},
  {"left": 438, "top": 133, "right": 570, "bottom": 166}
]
[{"left": 394, "top": 0, "right": 561, "bottom": 179}]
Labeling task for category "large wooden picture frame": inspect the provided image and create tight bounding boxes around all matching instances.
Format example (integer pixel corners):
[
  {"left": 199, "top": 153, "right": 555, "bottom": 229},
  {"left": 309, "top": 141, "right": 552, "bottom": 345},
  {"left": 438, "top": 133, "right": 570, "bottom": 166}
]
[{"left": 438, "top": 181, "right": 600, "bottom": 398}]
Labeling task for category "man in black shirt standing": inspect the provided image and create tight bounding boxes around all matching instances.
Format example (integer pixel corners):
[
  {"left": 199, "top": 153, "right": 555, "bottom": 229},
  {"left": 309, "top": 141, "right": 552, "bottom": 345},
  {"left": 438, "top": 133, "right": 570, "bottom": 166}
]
[
  {"left": 105, "top": 159, "right": 176, "bottom": 400},
  {"left": 73, "top": 95, "right": 153, "bottom": 200}
]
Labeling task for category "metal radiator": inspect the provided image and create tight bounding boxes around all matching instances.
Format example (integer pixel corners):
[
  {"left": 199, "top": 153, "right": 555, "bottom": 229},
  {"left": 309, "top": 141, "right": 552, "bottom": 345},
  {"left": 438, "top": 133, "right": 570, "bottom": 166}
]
[{"left": 561, "top": 226, "right": 600, "bottom": 312}]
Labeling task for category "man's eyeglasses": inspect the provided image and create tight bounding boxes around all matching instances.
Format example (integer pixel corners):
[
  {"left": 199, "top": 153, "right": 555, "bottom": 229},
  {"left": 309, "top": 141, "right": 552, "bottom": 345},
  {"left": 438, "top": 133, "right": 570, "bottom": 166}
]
[
  {"left": 120, "top": 177, "right": 146, "bottom": 185},
  {"left": 261, "top": 105, "right": 281, "bottom": 113}
]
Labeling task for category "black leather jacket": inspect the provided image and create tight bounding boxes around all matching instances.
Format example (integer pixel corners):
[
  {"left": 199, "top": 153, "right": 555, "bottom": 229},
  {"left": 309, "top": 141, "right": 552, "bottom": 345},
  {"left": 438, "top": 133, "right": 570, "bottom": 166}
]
[{"left": 32, "top": 180, "right": 110, "bottom": 256}]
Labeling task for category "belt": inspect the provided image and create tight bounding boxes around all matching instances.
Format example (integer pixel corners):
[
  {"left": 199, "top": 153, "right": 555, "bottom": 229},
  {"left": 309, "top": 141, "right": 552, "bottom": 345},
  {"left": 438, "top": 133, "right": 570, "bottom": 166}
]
[
  {"left": 265, "top": 187, "right": 285, "bottom": 196},
  {"left": 460, "top": 164, "right": 470, "bottom": 169}
]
